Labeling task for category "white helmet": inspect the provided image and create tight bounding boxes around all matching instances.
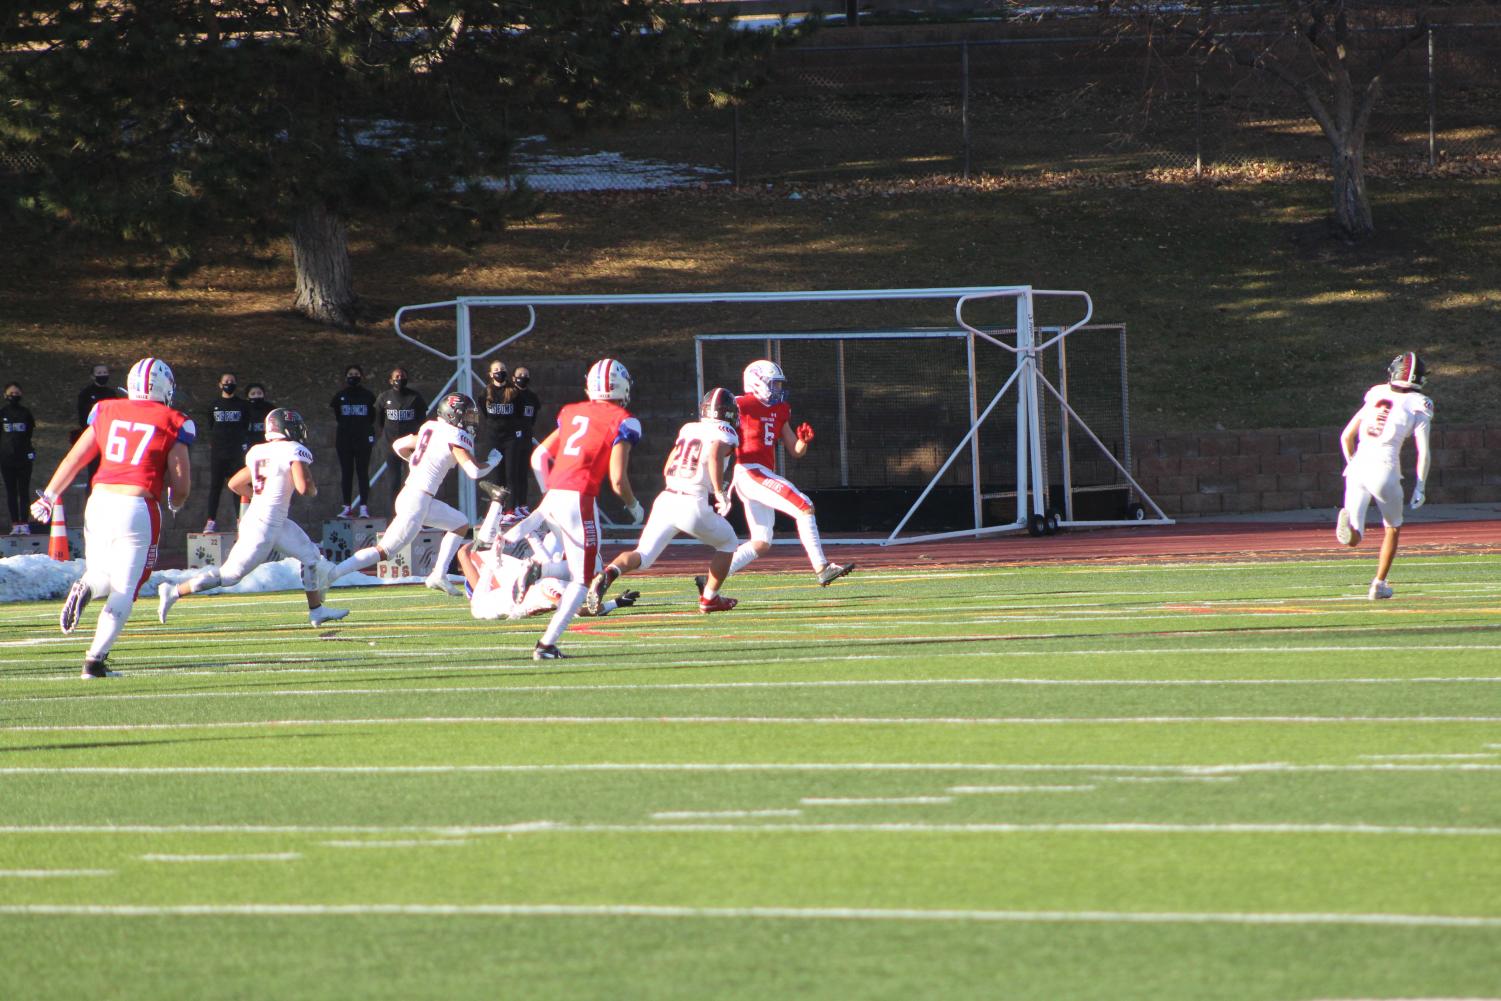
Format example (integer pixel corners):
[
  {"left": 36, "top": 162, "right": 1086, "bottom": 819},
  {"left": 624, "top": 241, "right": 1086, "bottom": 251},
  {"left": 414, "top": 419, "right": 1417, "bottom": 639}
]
[
  {"left": 126, "top": 357, "right": 175, "bottom": 405},
  {"left": 586, "top": 358, "right": 631, "bottom": 404},
  {"left": 743, "top": 359, "right": 787, "bottom": 405}
]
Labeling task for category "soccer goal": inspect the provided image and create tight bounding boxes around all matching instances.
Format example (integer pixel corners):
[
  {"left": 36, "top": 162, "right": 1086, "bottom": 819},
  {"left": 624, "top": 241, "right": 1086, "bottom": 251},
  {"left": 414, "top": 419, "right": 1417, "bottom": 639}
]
[{"left": 391, "top": 285, "right": 1171, "bottom": 540}]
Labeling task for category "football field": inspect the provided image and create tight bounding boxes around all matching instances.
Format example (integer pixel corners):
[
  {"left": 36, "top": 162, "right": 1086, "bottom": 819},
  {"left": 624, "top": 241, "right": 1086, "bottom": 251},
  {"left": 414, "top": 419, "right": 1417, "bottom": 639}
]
[{"left": 3, "top": 551, "right": 1501, "bottom": 1000}]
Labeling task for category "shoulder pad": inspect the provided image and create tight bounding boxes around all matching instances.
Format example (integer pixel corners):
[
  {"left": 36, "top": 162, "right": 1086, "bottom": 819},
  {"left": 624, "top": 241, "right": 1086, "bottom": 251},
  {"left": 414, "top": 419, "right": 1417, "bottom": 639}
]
[
  {"left": 178, "top": 418, "right": 198, "bottom": 445},
  {"left": 616, "top": 416, "right": 642, "bottom": 445}
]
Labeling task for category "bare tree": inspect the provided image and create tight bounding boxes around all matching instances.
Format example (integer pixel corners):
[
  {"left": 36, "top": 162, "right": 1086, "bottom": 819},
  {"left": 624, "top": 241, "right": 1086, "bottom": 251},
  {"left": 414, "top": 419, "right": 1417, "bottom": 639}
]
[{"left": 1102, "top": 1, "right": 1442, "bottom": 239}]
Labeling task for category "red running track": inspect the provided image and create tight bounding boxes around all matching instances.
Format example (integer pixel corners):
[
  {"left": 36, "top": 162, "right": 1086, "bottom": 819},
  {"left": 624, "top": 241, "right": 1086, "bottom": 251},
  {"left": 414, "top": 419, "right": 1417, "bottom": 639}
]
[{"left": 628, "top": 519, "right": 1501, "bottom": 573}]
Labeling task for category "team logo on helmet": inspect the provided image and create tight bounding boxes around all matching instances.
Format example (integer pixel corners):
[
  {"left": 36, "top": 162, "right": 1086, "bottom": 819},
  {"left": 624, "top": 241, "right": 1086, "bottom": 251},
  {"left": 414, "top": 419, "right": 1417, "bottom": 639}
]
[
  {"left": 436, "top": 393, "right": 477, "bottom": 430},
  {"left": 700, "top": 387, "right": 739, "bottom": 425},
  {"left": 1388, "top": 351, "right": 1427, "bottom": 390},
  {"left": 743, "top": 359, "right": 787, "bottom": 405},
  {"left": 264, "top": 408, "right": 307, "bottom": 443},
  {"left": 126, "top": 357, "right": 175, "bottom": 406},
  {"left": 586, "top": 359, "right": 632, "bottom": 404}
]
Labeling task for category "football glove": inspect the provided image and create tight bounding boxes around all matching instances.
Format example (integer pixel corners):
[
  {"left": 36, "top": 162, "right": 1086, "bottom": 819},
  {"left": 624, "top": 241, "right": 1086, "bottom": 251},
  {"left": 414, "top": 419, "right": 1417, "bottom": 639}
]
[
  {"left": 1410, "top": 481, "right": 1426, "bottom": 510},
  {"left": 486, "top": 449, "right": 502, "bottom": 468},
  {"left": 796, "top": 422, "right": 815, "bottom": 443},
  {"left": 29, "top": 490, "right": 57, "bottom": 524},
  {"left": 625, "top": 499, "right": 645, "bottom": 525},
  {"left": 615, "top": 589, "right": 641, "bottom": 608},
  {"left": 714, "top": 490, "right": 733, "bottom": 517}
]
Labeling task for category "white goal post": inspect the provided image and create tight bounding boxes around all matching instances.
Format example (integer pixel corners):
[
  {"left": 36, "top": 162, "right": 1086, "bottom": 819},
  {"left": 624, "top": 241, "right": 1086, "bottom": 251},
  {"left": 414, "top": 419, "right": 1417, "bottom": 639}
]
[{"left": 392, "top": 285, "right": 1172, "bottom": 540}]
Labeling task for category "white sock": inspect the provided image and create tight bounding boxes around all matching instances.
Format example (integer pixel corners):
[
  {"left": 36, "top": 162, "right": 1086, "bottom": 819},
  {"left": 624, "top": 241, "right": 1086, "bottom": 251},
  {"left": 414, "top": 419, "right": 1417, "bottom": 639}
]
[
  {"left": 795, "top": 512, "right": 826, "bottom": 571},
  {"left": 728, "top": 542, "right": 760, "bottom": 576},
  {"left": 182, "top": 568, "right": 221, "bottom": 595},
  {"left": 701, "top": 581, "right": 719, "bottom": 599},
  {"left": 477, "top": 502, "right": 504, "bottom": 544},
  {"left": 432, "top": 531, "right": 465, "bottom": 579},
  {"left": 332, "top": 546, "right": 380, "bottom": 581},
  {"left": 87, "top": 591, "right": 132, "bottom": 660},
  {"left": 541, "top": 581, "right": 587, "bottom": 646}
]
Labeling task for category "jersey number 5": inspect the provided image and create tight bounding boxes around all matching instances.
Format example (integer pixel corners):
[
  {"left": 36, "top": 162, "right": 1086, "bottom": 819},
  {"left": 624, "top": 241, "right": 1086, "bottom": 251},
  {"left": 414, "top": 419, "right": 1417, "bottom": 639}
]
[
  {"left": 563, "top": 416, "right": 591, "bottom": 456},
  {"left": 104, "top": 421, "right": 157, "bottom": 466}
]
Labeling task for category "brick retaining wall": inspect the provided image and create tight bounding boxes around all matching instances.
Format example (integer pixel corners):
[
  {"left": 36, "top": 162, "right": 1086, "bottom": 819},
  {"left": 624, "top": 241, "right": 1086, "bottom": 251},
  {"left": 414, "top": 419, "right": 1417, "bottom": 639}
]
[{"left": 1130, "top": 425, "right": 1501, "bottom": 518}]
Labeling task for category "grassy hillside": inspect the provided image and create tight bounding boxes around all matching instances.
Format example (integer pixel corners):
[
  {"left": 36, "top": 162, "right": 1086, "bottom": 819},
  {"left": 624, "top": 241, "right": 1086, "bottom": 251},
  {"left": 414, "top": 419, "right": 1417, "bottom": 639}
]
[{"left": 4, "top": 175, "right": 1500, "bottom": 469}]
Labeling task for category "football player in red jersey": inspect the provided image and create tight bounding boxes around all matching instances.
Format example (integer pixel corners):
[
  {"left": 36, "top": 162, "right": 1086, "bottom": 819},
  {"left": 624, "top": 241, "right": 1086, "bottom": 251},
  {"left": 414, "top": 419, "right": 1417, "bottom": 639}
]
[
  {"left": 725, "top": 360, "right": 852, "bottom": 587},
  {"left": 31, "top": 358, "right": 195, "bottom": 678},
  {"left": 498, "top": 358, "right": 642, "bottom": 660}
]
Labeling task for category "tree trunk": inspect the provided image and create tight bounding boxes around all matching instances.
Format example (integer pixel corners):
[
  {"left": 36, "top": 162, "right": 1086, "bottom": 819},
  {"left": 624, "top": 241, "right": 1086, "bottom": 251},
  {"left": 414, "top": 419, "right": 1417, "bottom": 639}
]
[
  {"left": 291, "top": 203, "right": 356, "bottom": 328},
  {"left": 1330, "top": 142, "right": 1375, "bottom": 240}
]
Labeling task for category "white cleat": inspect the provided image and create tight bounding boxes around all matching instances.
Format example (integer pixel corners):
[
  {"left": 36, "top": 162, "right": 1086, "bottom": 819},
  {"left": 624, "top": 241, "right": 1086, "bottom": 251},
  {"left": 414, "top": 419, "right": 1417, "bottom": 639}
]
[
  {"left": 59, "top": 579, "right": 91, "bottom": 635},
  {"left": 309, "top": 605, "right": 350, "bottom": 626},
  {"left": 157, "top": 582, "right": 179, "bottom": 624},
  {"left": 1368, "top": 579, "right": 1393, "bottom": 600},
  {"left": 425, "top": 574, "right": 462, "bottom": 597},
  {"left": 1335, "top": 509, "right": 1354, "bottom": 545},
  {"left": 816, "top": 562, "right": 854, "bottom": 586}
]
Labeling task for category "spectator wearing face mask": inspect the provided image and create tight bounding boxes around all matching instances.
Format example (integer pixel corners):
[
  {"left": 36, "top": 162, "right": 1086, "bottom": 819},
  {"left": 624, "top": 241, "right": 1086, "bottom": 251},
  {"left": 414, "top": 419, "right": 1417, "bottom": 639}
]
[
  {"left": 1, "top": 383, "right": 37, "bottom": 534},
  {"left": 202, "top": 372, "right": 249, "bottom": 532},
  {"left": 505, "top": 366, "right": 542, "bottom": 515},
  {"left": 330, "top": 364, "right": 376, "bottom": 518},
  {"left": 372, "top": 367, "right": 426, "bottom": 512},
  {"left": 478, "top": 362, "right": 515, "bottom": 505},
  {"left": 244, "top": 384, "right": 274, "bottom": 446},
  {"left": 76, "top": 363, "right": 123, "bottom": 496}
]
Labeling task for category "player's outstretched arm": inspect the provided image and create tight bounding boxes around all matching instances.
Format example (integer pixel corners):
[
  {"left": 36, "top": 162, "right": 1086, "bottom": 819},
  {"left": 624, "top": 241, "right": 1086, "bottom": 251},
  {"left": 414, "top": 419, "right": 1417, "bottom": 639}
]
[
  {"left": 1410, "top": 420, "right": 1432, "bottom": 509},
  {"left": 531, "top": 430, "right": 559, "bottom": 492},
  {"left": 291, "top": 460, "right": 316, "bottom": 497},
  {"left": 610, "top": 441, "right": 642, "bottom": 523},
  {"left": 392, "top": 434, "right": 418, "bottom": 460},
  {"left": 781, "top": 420, "right": 811, "bottom": 459},
  {"left": 31, "top": 427, "right": 100, "bottom": 521},
  {"left": 453, "top": 444, "right": 501, "bottom": 480}
]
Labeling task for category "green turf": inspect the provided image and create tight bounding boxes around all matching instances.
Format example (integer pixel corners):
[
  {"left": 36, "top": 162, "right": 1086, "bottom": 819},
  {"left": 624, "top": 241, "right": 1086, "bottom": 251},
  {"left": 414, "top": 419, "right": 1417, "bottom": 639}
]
[{"left": 3, "top": 555, "right": 1500, "bottom": 1000}]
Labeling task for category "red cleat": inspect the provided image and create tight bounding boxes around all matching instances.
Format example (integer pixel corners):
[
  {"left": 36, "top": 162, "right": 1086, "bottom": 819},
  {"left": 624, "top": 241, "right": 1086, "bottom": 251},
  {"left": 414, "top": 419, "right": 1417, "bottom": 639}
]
[{"left": 698, "top": 595, "right": 738, "bottom": 614}]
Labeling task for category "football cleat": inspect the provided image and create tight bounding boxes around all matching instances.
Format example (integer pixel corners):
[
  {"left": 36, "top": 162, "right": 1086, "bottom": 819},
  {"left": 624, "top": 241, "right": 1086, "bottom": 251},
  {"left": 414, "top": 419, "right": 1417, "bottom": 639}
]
[
  {"left": 513, "top": 559, "right": 544, "bottom": 605},
  {"left": 309, "top": 605, "right": 349, "bottom": 626},
  {"left": 1369, "top": 579, "right": 1394, "bottom": 600},
  {"left": 425, "top": 574, "right": 462, "bottom": 597},
  {"left": 698, "top": 595, "right": 738, "bottom": 614},
  {"left": 693, "top": 574, "right": 708, "bottom": 596},
  {"left": 615, "top": 589, "right": 641, "bottom": 608},
  {"left": 585, "top": 566, "right": 620, "bottom": 615},
  {"left": 60, "top": 579, "right": 92, "bottom": 635},
  {"left": 816, "top": 562, "right": 854, "bottom": 586},
  {"left": 157, "top": 582, "right": 179, "bottom": 624},
  {"left": 532, "top": 643, "right": 566, "bottom": 660},
  {"left": 477, "top": 480, "right": 511, "bottom": 505},
  {"left": 1335, "top": 509, "right": 1354, "bottom": 545},
  {"left": 80, "top": 655, "right": 119, "bottom": 679}
]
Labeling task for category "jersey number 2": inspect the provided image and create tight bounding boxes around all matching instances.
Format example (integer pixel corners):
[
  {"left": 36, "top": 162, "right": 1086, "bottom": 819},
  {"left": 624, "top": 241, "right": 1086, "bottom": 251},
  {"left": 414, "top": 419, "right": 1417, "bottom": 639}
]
[
  {"left": 563, "top": 416, "right": 590, "bottom": 456},
  {"left": 104, "top": 421, "right": 157, "bottom": 466}
]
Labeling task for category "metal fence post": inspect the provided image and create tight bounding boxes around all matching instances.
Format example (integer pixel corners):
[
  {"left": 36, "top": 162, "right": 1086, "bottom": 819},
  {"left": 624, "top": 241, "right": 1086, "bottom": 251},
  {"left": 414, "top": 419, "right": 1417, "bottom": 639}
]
[
  {"left": 1427, "top": 26, "right": 1437, "bottom": 168},
  {"left": 732, "top": 104, "right": 742, "bottom": 187},
  {"left": 961, "top": 42, "right": 972, "bottom": 180},
  {"left": 1194, "top": 72, "right": 1203, "bottom": 178}
]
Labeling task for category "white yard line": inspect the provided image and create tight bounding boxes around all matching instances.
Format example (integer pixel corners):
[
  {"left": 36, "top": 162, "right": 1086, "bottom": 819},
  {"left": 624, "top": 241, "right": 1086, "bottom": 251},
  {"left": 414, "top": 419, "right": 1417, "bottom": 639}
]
[
  {"left": 322, "top": 840, "right": 470, "bottom": 848},
  {"left": 1359, "top": 753, "right": 1499, "bottom": 761},
  {"left": 651, "top": 810, "right": 803, "bottom": 820},
  {"left": 948, "top": 785, "right": 1096, "bottom": 793},
  {"left": 3, "top": 821, "right": 1494, "bottom": 836},
  {"left": 4, "top": 762, "right": 1501, "bottom": 776},
  {"left": 0, "top": 869, "right": 113, "bottom": 877},
  {"left": 8, "top": 715, "right": 1501, "bottom": 733},
  {"left": 141, "top": 853, "right": 301, "bottom": 863},
  {"left": 801, "top": 797, "right": 954, "bottom": 806},
  {"left": 1, "top": 902, "right": 1499, "bottom": 928}
]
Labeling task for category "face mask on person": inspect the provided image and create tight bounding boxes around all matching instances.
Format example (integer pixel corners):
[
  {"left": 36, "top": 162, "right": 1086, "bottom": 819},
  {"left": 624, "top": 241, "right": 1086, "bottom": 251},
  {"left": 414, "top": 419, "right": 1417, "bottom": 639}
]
[
  {"left": 248, "top": 393, "right": 265, "bottom": 404},
  {"left": 391, "top": 378, "right": 407, "bottom": 391},
  {"left": 513, "top": 373, "right": 530, "bottom": 389},
  {"left": 221, "top": 382, "right": 237, "bottom": 394},
  {"left": 490, "top": 371, "right": 507, "bottom": 384},
  {"left": 93, "top": 374, "right": 109, "bottom": 386},
  {"left": 4, "top": 394, "right": 19, "bottom": 404},
  {"left": 347, "top": 375, "right": 362, "bottom": 386}
]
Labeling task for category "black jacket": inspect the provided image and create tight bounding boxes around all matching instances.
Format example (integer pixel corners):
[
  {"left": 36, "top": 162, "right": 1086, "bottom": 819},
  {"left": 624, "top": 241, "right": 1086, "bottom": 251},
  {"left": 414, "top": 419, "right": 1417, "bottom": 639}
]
[
  {"left": 0, "top": 401, "right": 36, "bottom": 463},
  {"left": 77, "top": 383, "right": 121, "bottom": 427},
  {"left": 330, "top": 385, "right": 377, "bottom": 443},
  {"left": 245, "top": 398, "right": 275, "bottom": 446},
  {"left": 205, "top": 396, "right": 250, "bottom": 454},
  {"left": 373, "top": 387, "right": 427, "bottom": 444}
]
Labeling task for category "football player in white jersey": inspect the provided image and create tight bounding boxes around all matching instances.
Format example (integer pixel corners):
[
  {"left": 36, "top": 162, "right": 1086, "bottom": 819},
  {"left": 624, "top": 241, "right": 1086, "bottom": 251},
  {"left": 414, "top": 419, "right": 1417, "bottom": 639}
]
[
  {"left": 1335, "top": 351, "right": 1433, "bottom": 600},
  {"left": 586, "top": 388, "right": 743, "bottom": 614},
  {"left": 321, "top": 393, "right": 500, "bottom": 596},
  {"left": 157, "top": 410, "right": 348, "bottom": 626},
  {"left": 457, "top": 533, "right": 638, "bottom": 621}
]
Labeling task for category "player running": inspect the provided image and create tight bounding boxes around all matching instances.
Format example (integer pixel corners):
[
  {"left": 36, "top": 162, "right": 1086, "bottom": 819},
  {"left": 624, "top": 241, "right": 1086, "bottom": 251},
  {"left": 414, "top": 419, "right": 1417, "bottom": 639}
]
[
  {"left": 31, "top": 357, "right": 194, "bottom": 678},
  {"left": 497, "top": 358, "right": 643, "bottom": 660},
  {"left": 1335, "top": 351, "right": 1433, "bottom": 600},
  {"left": 722, "top": 360, "right": 851, "bottom": 586},
  {"left": 157, "top": 409, "right": 347, "bottom": 627},
  {"left": 321, "top": 393, "right": 499, "bottom": 596},
  {"left": 587, "top": 387, "right": 743, "bottom": 615}
]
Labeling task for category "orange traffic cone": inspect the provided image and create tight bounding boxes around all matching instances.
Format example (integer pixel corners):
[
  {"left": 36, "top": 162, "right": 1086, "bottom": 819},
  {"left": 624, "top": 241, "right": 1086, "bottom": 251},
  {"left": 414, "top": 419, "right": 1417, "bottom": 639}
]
[{"left": 47, "top": 499, "right": 69, "bottom": 561}]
